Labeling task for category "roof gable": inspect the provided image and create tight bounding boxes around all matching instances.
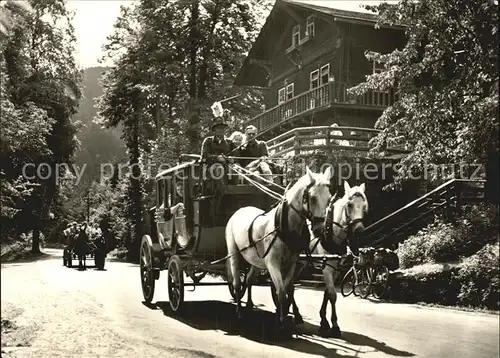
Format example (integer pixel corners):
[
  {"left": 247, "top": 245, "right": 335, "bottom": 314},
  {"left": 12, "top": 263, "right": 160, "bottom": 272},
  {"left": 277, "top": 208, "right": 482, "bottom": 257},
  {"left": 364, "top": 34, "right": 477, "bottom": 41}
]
[{"left": 234, "top": 0, "right": 404, "bottom": 87}]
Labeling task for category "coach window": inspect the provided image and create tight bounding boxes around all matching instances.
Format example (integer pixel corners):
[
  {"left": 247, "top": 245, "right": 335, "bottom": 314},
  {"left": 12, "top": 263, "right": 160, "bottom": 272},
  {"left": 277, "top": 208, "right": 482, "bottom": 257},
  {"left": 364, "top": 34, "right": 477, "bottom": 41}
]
[
  {"left": 156, "top": 180, "right": 164, "bottom": 208},
  {"left": 167, "top": 178, "right": 174, "bottom": 207}
]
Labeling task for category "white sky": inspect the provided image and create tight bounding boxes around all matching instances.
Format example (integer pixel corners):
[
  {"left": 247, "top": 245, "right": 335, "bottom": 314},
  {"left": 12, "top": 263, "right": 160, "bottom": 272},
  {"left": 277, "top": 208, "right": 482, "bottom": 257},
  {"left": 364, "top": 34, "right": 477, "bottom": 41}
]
[{"left": 67, "top": 0, "right": 393, "bottom": 68}]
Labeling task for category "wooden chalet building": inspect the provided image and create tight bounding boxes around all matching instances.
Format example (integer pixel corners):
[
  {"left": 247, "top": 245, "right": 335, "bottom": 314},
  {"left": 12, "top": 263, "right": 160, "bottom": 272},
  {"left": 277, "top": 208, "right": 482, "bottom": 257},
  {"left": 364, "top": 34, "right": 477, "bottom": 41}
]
[{"left": 234, "top": 0, "right": 406, "bottom": 145}]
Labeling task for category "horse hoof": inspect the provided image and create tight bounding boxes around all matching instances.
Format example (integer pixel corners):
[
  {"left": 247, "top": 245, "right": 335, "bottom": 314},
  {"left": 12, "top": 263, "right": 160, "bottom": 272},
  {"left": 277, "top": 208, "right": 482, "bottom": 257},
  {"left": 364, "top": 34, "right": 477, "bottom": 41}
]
[
  {"left": 319, "top": 327, "right": 329, "bottom": 337},
  {"left": 319, "top": 320, "right": 330, "bottom": 337},
  {"left": 328, "top": 326, "right": 342, "bottom": 339},
  {"left": 294, "top": 315, "right": 304, "bottom": 325}
]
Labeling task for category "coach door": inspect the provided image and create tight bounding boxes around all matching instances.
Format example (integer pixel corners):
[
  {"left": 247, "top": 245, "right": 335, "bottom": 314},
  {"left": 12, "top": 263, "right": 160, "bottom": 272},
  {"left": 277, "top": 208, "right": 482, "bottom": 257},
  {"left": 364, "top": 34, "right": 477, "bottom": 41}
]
[{"left": 173, "top": 170, "right": 192, "bottom": 249}]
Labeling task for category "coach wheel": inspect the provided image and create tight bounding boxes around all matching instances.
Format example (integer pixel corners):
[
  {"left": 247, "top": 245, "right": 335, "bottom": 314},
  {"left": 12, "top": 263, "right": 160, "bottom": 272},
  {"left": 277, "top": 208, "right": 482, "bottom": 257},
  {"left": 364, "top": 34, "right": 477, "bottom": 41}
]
[
  {"left": 168, "top": 255, "right": 184, "bottom": 313},
  {"left": 140, "top": 235, "right": 155, "bottom": 303},
  {"left": 68, "top": 253, "right": 73, "bottom": 268},
  {"left": 226, "top": 260, "right": 247, "bottom": 301}
]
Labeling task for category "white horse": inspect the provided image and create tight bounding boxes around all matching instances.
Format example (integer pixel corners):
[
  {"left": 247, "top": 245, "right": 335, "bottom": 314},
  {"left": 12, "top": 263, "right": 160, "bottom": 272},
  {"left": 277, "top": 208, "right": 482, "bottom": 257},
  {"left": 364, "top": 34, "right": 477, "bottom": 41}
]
[
  {"left": 226, "top": 166, "right": 333, "bottom": 331},
  {"left": 292, "top": 181, "right": 368, "bottom": 338}
]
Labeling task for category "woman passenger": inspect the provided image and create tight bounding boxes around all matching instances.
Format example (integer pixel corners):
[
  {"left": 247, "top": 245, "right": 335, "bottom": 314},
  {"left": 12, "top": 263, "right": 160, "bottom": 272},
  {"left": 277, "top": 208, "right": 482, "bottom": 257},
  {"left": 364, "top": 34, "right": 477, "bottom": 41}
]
[
  {"left": 228, "top": 131, "right": 245, "bottom": 164},
  {"left": 228, "top": 131, "right": 245, "bottom": 183}
]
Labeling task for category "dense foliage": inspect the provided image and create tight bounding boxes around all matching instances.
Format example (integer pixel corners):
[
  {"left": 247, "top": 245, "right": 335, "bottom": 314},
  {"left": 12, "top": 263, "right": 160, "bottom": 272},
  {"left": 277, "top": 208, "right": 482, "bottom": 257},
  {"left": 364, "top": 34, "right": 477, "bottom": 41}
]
[
  {"left": 392, "top": 204, "right": 499, "bottom": 309},
  {"left": 1, "top": 0, "right": 82, "bottom": 251},
  {"left": 397, "top": 204, "right": 499, "bottom": 268},
  {"left": 350, "top": 0, "right": 499, "bottom": 182}
]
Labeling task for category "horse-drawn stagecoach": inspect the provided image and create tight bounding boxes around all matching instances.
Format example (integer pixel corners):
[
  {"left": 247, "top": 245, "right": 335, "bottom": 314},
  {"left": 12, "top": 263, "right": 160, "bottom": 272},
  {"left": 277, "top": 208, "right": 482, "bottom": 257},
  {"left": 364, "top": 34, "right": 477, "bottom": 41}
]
[
  {"left": 140, "top": 155, "right": 283, "bottom": 311},
  {"left": 140, "top": 151, "right": 377, "bottom": 337}
]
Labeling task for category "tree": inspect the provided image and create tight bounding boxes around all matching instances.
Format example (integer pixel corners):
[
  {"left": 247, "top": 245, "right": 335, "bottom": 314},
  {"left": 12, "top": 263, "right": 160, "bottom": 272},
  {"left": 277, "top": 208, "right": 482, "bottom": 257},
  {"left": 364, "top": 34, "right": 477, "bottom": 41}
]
[
  {"left": 0, "top": 0, "right": 82, "bottom": 251},
  {"left": 349, "top": 0, "right": 498, "bottom": 183}
]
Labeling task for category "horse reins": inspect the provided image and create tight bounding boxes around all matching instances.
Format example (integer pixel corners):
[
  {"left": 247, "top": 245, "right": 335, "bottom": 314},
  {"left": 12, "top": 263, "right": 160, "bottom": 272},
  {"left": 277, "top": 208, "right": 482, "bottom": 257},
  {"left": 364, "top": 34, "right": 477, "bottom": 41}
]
[{"left": 210, "top": 175, "right": 328, "bottom": 264}]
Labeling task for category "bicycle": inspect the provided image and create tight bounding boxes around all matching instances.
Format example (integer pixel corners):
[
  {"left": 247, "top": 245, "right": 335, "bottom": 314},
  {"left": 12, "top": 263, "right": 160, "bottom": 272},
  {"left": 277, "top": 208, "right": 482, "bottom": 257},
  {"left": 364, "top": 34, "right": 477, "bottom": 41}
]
[
  {"left": 339, "top": 246, "right": 370, "bottom": 298},
  {"left": 340, "top": 247, "right": 390, "bottom": 299}
]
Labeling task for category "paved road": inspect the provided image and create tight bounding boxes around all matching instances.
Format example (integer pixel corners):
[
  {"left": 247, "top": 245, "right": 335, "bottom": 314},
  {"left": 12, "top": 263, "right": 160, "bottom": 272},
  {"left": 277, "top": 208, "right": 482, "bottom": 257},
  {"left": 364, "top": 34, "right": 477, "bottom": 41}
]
[{"left": 1, "top": 249, "right": 498, "bottom": 358}]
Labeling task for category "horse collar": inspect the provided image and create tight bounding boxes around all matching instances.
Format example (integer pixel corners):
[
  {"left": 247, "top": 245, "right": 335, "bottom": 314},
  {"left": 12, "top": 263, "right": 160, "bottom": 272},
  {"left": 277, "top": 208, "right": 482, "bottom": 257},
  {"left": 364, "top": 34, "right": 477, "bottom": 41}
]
[{"left": 274, "top": 200, "right": 309, "bottom": 253}]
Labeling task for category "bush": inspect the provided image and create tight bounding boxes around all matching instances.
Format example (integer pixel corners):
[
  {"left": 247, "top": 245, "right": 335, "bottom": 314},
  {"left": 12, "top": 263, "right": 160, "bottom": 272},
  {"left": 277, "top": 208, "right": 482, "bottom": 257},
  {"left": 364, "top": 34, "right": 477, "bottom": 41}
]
[
  {"left": 455, "top": 243, "right": 499, "bottom": 310},
  {"left": 387, "top": 264, "right": 462, "bottom": 306},
  {"left": 397, "top": 204, "right": 499, "bottom": 268}
]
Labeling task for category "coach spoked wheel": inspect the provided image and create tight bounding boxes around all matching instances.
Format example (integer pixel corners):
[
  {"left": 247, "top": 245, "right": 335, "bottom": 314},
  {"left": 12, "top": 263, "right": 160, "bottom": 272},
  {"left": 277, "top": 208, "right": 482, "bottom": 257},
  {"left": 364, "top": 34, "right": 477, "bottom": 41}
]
[
  {"left": 140, "top": 235, "right": 156, "bottom": 303},
  {"left": 167, "top": 255, "right": 184, "bottom": 313},
  {"left": 226, "top": 260, "right": 247, "bottom": 301}
]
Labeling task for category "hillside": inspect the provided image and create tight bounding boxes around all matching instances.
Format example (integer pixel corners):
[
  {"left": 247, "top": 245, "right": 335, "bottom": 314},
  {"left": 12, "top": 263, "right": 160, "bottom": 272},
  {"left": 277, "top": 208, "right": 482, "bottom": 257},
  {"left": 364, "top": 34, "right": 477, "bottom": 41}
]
[{"left": 72, "top": 67, "right": 126, "bottom": 187}]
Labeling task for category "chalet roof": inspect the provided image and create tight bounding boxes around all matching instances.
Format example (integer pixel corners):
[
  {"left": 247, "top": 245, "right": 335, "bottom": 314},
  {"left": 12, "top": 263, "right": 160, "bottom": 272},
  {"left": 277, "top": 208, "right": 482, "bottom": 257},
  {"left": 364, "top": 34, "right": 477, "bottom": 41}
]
[
  {"left": 234, "top": 0, "right": 400, "bottom": 88},
  {"left": 284, "top": 0, "right": 379, "bottom": 23}
]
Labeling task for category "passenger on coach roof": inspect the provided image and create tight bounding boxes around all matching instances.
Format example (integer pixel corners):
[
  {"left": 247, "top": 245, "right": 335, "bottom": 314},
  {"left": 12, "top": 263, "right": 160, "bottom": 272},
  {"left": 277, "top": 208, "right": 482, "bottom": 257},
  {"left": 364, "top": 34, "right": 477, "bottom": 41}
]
[
  {"left": 240, "top": 125, "right": 273, "bottom": 180},
  {"left": 200, "top": 110, "right": 233, "bottom": 164},
  {"left": 200, "top": 108, "right": 235, "bottom": 192},
  {"left": 228, "top": 131, "right": 245, "bottom": 165}
]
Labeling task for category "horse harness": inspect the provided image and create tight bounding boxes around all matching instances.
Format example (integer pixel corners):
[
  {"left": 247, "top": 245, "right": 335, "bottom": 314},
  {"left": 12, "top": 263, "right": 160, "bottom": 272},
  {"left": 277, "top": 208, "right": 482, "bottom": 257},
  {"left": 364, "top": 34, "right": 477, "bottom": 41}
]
[
  {"left": 311, "top": 192, "right": 365, "bottom": 255},
  {"left": 247, "top": 178, "right": 323, "bottom": 259}
]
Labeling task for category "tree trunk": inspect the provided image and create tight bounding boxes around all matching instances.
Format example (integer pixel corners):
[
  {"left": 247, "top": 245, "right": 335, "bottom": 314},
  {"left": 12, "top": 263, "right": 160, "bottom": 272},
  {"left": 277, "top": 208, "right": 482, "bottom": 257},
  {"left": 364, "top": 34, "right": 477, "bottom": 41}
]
[
  {"left": 128, "top": 110, "right": 142, "bottom": 263},
  {"left": 31, "top": 227, "right": 41, "bottom": 254},
  {"left": 186, "top": 0, "right": 200, "bottom": 153},
  {"left": 198, "top": 5, "right": 221, "bottom": 99}
]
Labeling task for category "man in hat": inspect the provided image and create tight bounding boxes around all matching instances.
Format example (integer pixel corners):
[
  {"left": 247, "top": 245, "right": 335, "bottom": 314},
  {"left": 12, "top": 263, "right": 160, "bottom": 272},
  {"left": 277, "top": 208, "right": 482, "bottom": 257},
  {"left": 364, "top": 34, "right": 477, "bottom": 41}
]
[
  {"left": 200, "top": 110, "right": 234, "bottom": 193},
  {"left": 200, "top": 115, "right": 232, "bottom": 162}
]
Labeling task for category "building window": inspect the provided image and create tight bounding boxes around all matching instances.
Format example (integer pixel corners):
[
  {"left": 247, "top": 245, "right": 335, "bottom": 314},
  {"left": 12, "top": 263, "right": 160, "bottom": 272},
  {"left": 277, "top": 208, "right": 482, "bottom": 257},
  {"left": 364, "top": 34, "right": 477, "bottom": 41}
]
[
  {"left": 310, "top": 69, "right": 319, "bottom": 89},
  {"left": 306, "top": 16, "right": 315, "bottom": 38},
  {"left": 278, "top": 87, "right": 286, "bottom": 104},
  {"left": 373, "top": 60, "right": 384, "bottom": 74},
  {"left": 320, "top": 64, "right": 330, "bottom": 85},
  {"left": 292, "top": 25, "right": 300, "bottom": 46},
  {"left": 286, "top": 83, "right": 294, "bottom": 100}
]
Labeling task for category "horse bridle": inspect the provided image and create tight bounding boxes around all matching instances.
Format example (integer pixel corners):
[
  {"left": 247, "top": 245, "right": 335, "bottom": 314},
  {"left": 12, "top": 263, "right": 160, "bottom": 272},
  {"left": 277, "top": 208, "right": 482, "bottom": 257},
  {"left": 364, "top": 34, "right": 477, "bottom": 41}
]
[
  {"left": 288, "top": 178, "right": 327, "bottom": 223},
  {"left": 325, "top": 192, "right": 366, "bottom": 242}
]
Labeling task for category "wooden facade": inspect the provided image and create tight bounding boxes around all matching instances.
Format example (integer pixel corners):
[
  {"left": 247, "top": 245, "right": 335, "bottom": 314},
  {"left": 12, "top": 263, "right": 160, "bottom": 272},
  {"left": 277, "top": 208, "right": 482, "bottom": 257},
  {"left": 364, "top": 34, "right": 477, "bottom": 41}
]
[{"left": 234, "top": 0, "right": 406, "bottom": 140}]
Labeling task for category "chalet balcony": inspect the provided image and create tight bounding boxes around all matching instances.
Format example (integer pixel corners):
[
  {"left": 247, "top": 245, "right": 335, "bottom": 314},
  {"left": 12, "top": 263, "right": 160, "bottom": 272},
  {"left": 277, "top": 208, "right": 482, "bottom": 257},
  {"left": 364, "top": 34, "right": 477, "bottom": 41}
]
[
  {"left": 267, "top": 126, "right": 410, "bottom": 158},
  {"left": 244, "top": 81, "right": 399, "bottom": 133}
]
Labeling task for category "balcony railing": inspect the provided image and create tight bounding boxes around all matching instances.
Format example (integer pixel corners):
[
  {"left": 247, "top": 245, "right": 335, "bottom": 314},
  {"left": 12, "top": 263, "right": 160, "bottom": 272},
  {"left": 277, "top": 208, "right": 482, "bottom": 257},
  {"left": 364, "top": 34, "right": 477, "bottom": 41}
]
[
  {"left": 245, "top": 81, "right": 399, "bottom": 133},
  {"left": 267, "top": 126, "right": 410, "bottom": 157}
]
